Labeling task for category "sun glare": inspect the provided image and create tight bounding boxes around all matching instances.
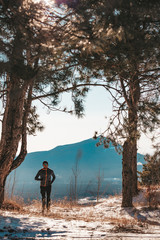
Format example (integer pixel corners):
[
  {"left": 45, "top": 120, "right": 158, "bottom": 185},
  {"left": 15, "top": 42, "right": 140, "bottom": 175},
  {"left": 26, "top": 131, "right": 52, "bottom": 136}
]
[{"left": 33, "top": 0, "right": 54, "bottom": 6}]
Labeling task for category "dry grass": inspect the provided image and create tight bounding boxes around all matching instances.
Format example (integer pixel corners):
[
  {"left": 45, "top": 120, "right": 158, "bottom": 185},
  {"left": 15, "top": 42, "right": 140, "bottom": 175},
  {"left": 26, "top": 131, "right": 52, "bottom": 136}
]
[
  {"left": 24, "top": 198, "right": 145, "bottom": 226},
  {"left": 29, "top": 197, "right": 88, "bottom": 211},
  {"left": 1, "top": 194, "right": 28, "bottom": 213},
  {"left": 107, "top": 193, "right": 122, "bottom": 199},
  {"left": 133, "top": 186, "right": 160, "bottom": 208},
  {"left": 1, "top": 197, "right": 148, "bottom": 229},
  {"left": 108, "top": 217, "right": 136, "bottom": 225},
  {"left": 110, "top": 223, "right": 145, "bottom": 234},
  {"left": 2, "top": 199, "right": 23, "bottom": 211},
  {"left": 109, "top": 215, "right": 148, "bottom": 234},
  {"left": 2, "top": 191, "right": 159, "bottom": 228},
  {"left": 52, "top": 197, "right": 81, "bottom": 208},
  {"left": 107, "top": 216, "right": 148, "bottom": 227},
  {"left": 44, "top": 210, "right": 138, "bottom": 224},
  {"left": 145, "top": 185, "right": 160, "bottom": 208},
  {"left": 103, "top": 193, "right": 122, "bottom": 207}
]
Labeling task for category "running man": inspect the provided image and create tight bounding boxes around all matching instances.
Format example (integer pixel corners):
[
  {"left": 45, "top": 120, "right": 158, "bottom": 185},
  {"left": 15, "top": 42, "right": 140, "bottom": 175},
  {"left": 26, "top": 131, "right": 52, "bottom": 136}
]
[{"left": 35, "top": 161, "right": 56, "bottom": 214}]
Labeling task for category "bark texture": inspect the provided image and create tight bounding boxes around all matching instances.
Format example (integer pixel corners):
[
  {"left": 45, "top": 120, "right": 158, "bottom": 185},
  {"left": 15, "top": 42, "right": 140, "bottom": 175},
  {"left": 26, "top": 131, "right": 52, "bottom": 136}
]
[
  {"left": 122, "top": 140, "right": 133, "bottom": 207},
  {"left": 0, "top": 177, "right": 7, "bottom": 206},
  {"left": 0, "top": 77, "right": 33, "bottom": 207},
  {"left": 132, "top": 139, "right": 138, "bottom": 196},
  {"left": 129, "top": 77, "right": 140, "bottom": 196},
  {"left": 121, "top": 76, "right": 140, "bottom": 207}
]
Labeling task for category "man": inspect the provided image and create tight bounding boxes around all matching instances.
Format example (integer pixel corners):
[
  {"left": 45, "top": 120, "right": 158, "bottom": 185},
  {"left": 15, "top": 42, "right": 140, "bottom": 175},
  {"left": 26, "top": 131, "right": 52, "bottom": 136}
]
[{"left": 35, "top": 161, "right": 56, "bottom": 214}]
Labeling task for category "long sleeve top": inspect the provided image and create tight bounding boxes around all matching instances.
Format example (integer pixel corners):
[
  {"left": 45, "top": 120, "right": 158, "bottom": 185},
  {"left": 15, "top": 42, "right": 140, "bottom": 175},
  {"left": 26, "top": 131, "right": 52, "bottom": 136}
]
[{"left": 35, "top": 168, "right": 56, "bottom": 187}]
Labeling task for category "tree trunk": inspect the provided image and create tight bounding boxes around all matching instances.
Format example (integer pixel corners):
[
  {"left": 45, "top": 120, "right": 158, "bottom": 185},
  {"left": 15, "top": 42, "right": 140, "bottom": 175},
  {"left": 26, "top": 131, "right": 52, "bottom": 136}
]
[
  {"left": 122, "top": 92, "right": 139, "bottom": 206},
  {"left": 130, "top": 77, "right": 140, "bottom": 196},
  {"left": 132, "top": 139, "right": 138, "bottom": 196},
  {"left": 121, "top": 76, "right": 140, "bottom": 207},
  {"left": 0, "top": 176, "right": 7, "bottom": 207},
  {"left": 122, "top": 140, "right": 133, "bottom": 207},
  {"left": 0, "top": 77, "right": 31, "bottom": 207}
]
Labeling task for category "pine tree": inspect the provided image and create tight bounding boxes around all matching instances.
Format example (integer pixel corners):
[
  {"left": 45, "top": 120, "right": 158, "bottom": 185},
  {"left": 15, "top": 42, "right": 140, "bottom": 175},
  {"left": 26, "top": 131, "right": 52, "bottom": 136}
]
[
  {"left": 56, "top": 0, "right": 160, "bottom": 206},
  {"left": 139, "top": 152, "right": 160, "bottom": 186},
  {"left": 0, "top": 0, "right": 89, "bottom": 207}
]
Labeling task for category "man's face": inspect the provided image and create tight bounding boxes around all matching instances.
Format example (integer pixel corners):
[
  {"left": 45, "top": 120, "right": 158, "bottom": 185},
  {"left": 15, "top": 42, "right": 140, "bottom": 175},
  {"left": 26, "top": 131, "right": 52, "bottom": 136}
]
[{"left": 43, "top": 163, "right": 48, "bottom": 169}]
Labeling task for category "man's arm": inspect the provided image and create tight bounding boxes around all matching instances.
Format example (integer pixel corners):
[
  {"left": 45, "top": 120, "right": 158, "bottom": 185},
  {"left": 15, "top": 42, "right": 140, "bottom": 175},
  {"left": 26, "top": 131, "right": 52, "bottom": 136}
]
[
  {"left": 35, "top": 170, "right": 42, "bottom": 181},
  {"left": 51, "top": 170, "right": 56, "bottom": 184}
]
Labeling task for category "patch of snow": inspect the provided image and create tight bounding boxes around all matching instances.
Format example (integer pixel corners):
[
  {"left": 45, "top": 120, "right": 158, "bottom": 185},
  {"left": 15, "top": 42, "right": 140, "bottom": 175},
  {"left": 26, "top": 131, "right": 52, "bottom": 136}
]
[{"left": 0, "top": 192, "right": 160, "bottom": 239}]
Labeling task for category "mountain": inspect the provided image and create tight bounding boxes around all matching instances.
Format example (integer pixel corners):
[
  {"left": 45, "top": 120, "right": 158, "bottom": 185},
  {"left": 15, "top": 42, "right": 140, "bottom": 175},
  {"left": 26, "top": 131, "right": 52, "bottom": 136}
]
[{"left": 7, "top": 138, "right": 144, "bottom": 200}]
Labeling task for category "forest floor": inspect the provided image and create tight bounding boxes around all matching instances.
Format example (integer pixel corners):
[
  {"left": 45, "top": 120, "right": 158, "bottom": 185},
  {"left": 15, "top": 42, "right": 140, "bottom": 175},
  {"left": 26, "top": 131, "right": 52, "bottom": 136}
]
[{"left": 0, "top": 189, "right": 160, "bottom": 240}]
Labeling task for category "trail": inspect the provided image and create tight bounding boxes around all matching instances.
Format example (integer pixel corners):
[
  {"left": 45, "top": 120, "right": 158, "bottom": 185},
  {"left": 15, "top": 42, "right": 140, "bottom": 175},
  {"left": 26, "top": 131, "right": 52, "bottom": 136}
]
[{"left": 0, "top": 194, "right": 160, "bottom": 240}]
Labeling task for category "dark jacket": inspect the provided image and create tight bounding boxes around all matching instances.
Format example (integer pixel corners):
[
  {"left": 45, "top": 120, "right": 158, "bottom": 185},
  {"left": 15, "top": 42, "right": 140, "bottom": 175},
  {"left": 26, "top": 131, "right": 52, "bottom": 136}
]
[{"left": 35, "top": 168, "right": 56, "bottom": 187}]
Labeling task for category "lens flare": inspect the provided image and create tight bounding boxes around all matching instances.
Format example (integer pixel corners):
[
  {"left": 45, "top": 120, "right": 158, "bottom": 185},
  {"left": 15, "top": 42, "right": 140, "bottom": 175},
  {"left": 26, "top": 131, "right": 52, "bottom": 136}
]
[{"left": 33, "top": 0, "right": 54, "bottom": 6}]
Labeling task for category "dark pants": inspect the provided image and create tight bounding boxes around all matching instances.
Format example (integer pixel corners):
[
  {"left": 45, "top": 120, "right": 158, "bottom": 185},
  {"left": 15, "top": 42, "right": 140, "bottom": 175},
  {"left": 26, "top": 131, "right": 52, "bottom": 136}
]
[{"left": 40, "top": 185, "right": 51, "bottom": 210}]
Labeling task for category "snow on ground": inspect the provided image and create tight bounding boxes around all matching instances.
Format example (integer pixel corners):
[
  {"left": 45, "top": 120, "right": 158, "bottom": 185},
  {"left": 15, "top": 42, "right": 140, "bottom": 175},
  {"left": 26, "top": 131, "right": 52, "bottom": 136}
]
[{"left": 0, "top": 191, "right": 160, "bottom": 240}]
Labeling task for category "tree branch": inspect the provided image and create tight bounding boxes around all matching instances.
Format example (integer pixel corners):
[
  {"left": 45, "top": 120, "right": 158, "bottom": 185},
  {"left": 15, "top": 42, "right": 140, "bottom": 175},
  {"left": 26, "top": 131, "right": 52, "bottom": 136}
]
[
  {"left": 119, "top": 78, "right": 131, "bottom": 107},
  {"left": 32, "top": 83, "right": 110, "bottom": 100}
]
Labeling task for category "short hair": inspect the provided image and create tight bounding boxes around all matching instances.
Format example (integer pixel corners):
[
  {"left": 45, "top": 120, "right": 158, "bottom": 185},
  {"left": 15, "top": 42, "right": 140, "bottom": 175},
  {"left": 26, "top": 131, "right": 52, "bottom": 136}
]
[{"left": 43, "top": 161, "right": 48, "bottom": 165}]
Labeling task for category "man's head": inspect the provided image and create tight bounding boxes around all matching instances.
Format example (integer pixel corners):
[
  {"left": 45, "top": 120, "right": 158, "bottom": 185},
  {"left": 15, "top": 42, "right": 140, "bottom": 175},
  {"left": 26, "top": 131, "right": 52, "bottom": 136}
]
[{"left": 43, "top": 161, "right": 48, "bottom": 169}]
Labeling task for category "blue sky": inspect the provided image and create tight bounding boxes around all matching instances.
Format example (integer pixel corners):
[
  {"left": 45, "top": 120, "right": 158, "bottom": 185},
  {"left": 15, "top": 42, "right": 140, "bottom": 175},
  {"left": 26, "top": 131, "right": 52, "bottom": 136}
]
[{"left": 27, "top": 86, "right": 154, "bottom": 155}]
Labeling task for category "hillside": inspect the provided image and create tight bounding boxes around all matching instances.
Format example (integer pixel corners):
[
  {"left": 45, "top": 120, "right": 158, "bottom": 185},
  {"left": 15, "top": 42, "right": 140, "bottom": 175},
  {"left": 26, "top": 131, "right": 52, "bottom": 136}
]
[{"left": 7, "top": 138, "right": 144, "bottom": 199}]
